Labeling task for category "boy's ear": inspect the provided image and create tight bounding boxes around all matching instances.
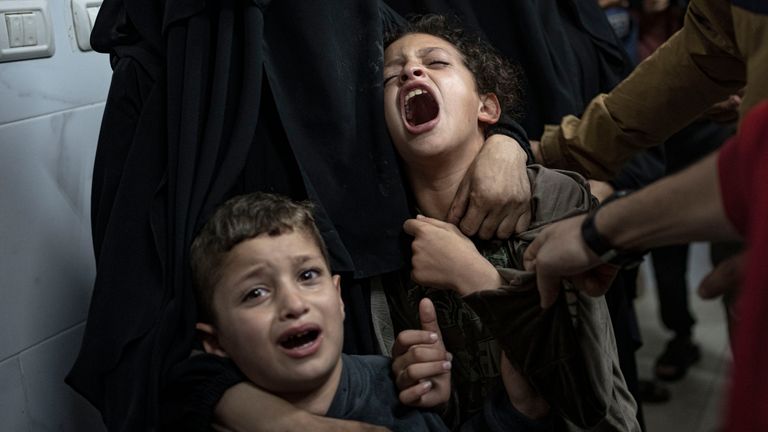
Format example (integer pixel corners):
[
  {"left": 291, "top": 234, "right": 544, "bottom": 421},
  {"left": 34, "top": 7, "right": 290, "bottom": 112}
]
[
  {"left": 332, "top": 274, "right": 345, "bottom": 320},
  {"left": 478, "top": 93, "right": 501, "bottom": 125},
  {"left": 196, "top": 322, "right": 229, "bottom": 358}
]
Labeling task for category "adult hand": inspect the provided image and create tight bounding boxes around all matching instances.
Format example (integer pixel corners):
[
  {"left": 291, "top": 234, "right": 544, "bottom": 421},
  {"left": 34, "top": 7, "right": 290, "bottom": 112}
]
[
  {"left": 391, "top": 298, "right": 452, "bottom": 408},
  {"left": 447, "top": 135, "right": 531, "bottom": 239},
  {"left": 529, "top": 140, "right": 543, "bottom": 164},
  {"left": 702, "top": 94, "right": 742, "bottom": 124},
  {"left": 698, "top": 252, "right": 744, "bottom": 299},
  {"left": 403, "top": 216, "right": 502, "bottom": 295},
  {"left": 500, "top": 353, "right": 550, "bottom": 420},
  {"left": 523, "top": 215, "right": 618, "bottom": 308},
  {"left": 587, "top": 180, "right": 615, "bottom": 203}
]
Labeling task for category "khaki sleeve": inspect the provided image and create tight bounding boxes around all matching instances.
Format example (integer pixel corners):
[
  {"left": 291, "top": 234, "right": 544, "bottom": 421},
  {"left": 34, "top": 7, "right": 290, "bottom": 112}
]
[{"left": 540, "top": 0, "right": 747, "bottom": 181}]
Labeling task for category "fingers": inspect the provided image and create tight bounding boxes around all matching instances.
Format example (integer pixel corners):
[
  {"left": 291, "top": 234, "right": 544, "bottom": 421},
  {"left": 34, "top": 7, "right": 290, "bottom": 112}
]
[
  {"left": 418, "top": 298, "right": 441, "bottom": 337},
  {"left": 698, "top": 253, "right": 744, "bottom": 299},
  {"left": 457, "top": 203, "right": 486, "bottom": 237},
  {"left": 523, "top": 236, "right": 541, "bottom": 272},
  {"left": 477, "top": 208, "right": 505, "bottom": 240},
  {"left": 446, "top": 177, "right": 471, "bottom": 225},
  {"left": 398, "top": 378, "right": 451, "bottom": 408},
  {"left": 495, "top": 205, "right": 532, "bottom": 239},
  {"left": 523, "top": 236, "right": 560, "bottom": 308},
  {"left": 394, "top": 360, "right": 452, "bottom": 392},
  {"left": 402, "top": 218, "right": 420, "bottom": 236},
  {"left": 529, "top": 140, "right": 542, "bottom": 163},
  {"left": 391, "top": 330, "right": 439, "bottom": 358},
  {"left": 398, "top": 380, "right": 435, "bottom": 405},
  {"left": 579, "top": 265, "right": 619, "bottom": 297},
  {"left": 404, "top": 216, "right": 458, "bottom": 237},
  {"left": 512, "top": 209, "right": 532, "bottom": 235}
]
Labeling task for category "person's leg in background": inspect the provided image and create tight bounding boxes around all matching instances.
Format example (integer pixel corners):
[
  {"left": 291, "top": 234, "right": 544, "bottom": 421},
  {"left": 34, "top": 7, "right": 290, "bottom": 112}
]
[{"left": 650, "top": 244, "right": 700, "bottom": 381}]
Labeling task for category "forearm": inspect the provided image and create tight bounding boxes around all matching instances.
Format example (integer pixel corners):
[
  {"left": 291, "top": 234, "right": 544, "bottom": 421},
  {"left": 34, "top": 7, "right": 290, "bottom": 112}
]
[
  {"left": 596, "top": 152, "right": 740, "bottom": 251},
  {"left": 540, "top": 0, "right": 745, "bottom": 180},
  {"left": 215, "top": 382, "right": 384, "bottom": 432}
]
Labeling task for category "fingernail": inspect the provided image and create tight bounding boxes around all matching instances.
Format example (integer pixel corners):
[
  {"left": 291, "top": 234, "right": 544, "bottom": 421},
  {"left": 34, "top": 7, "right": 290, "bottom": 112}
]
[
  {"left": 442, "top": 361, "right": 452, "bottom": 370},
  {"left": 429, "top": 333, "right": 438, "bottom": 342},
  {"left": 446, "top": 352, "right": 453, "bottom": 361},
  {"left": 416, "top": 214, "right": 425, "bottom": 219},
  {"left": 422, "top": 381, "right": 432, "bottom": 390}
]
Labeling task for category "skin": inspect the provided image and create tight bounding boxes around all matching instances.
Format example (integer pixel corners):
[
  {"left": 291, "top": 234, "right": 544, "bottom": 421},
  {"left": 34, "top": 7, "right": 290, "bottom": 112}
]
[
  {"left": 523, "top": 152, "right": 741, "bottom": 308},
  {"left": 210, "top": 29, "right": 534, "bottom": 432},
  {"left": 197, "top": 230, "right": 345, "bottom": 415},
  {"left": 390, "top": 298, "right": 452, "bottom": 408},
  {"left": 382, "top": 33, "right": 531, "bottom": 239},
  {"left": 383, "top": 33, "right": 547, "bottom": 418}
]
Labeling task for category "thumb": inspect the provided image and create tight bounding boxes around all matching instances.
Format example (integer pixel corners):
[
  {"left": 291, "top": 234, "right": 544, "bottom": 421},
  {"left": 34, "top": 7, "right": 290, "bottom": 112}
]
[
  {"left": 418, "top": 298, "right": 442, "bottom": 340},
  {"left": 403, "top": 218, "right": 421, "bottom": 237}
]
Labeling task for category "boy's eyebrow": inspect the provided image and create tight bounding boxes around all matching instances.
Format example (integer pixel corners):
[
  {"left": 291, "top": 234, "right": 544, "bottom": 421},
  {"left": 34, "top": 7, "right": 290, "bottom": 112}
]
[
  {"left": 231, "top": 264, "right": 267, "bottom": 286},
  {"left": 383, "top": 46, "right": 450, "bottom": 69},
  {"left": 291, "top": 254, "right": 322, "bottom": 266}
]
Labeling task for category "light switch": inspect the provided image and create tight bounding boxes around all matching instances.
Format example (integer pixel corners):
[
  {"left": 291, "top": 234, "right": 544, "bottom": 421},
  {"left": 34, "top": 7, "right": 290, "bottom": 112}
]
[
  {"left": 71, "top": 0, "right": 103, "bottom": 51},
  {"left": 87, "top": 6, "right": 99, "bottom": 27},
  {"left": 6, "top": 14, "right": 24, "bottom": 48},
  {"left": 22, "top": 13, "right": 37, "bottom": 46},
  {"left": 0, "top": 1, "right": 55, "bottom": 63}
]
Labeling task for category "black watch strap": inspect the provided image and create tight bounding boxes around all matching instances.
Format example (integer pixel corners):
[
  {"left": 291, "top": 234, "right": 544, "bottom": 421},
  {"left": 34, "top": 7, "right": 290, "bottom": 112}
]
[{"left": 581, "top": 191, "right": 645, "bottom": 267}]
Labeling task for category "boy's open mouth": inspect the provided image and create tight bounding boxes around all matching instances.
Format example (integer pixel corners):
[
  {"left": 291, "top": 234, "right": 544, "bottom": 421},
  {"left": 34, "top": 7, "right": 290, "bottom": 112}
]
[
  {"left": 279, "top": 328, "right": 320, "bottom": 350},
  {"left": 403, "top": 87, "right": 439, "bottom": 128}
]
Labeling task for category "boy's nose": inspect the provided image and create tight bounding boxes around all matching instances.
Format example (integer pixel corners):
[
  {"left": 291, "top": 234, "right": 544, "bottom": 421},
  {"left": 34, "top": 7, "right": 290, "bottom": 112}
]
[{"left": 278, "top": 285, "right": 310, "bottom": 320}]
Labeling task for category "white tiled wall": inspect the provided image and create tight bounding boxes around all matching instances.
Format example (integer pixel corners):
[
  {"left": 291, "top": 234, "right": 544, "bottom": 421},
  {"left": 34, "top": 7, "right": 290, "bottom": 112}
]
[{"left": 0, "top": 0, "right": 111, "bottom": 430}]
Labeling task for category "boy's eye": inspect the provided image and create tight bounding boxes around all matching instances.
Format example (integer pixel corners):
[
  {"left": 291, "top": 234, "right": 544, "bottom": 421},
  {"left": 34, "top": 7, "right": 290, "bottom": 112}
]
[
  {"left": 243, "top": 287, "right": 269, "bottom": 303},
  {"left": 299, "top": 268, "right": 320, "bottom": 282}
]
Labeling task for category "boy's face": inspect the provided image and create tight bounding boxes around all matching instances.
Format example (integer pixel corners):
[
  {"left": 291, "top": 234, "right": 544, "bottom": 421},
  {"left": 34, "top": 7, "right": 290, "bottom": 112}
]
[
  {"left": 198, "top": 230, "right": 344, "bottom": 396},
  {"left": 383, "top": 33, "right": 494, "bottom": 166}
]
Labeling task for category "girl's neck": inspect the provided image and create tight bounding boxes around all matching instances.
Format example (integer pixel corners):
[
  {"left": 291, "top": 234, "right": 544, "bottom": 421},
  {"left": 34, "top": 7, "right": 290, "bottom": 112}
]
[{"left": 406, "top": 136, "right": 483, "bottom": 220}]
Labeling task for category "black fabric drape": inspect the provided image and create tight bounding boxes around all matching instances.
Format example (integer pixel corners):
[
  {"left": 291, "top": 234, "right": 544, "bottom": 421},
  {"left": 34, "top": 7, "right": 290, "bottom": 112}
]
[{"left": 68, "top": 1, "right": 411, "bottom": 429}]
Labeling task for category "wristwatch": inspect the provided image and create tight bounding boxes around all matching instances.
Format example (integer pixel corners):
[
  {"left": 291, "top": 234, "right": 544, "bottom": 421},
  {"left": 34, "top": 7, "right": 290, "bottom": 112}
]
[{"left": 580, "top": 190, "right": 645, "bottom": 268}]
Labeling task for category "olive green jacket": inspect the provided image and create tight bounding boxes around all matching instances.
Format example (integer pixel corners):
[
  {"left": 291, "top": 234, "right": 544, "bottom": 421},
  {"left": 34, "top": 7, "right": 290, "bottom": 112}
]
[{"left": 540, "top": 0, "right": 763, "bottom": 180}]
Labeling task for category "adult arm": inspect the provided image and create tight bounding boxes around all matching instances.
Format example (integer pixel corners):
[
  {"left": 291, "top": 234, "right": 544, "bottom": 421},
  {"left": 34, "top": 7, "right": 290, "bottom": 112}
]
[
  {"left": 448, "top": 118, "right": 533, "bottom": 239},
  {"left": 161, "top": 354, "right": 388, "bottom": 431},
  {"left": 524, "top": 151, "right": 741, "bottom": 308},
  {"left": 213, "top": 383, "right": 390, "bottom": 432},
  {"left": 538, "top": 0, "right": 745, "bottom": 180}
]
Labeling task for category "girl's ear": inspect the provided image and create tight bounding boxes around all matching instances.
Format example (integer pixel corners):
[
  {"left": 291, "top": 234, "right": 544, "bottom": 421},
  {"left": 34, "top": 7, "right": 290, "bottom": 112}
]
[
  {"left": 478, "top": 93, "right": 501, "bottom": 125},
  {"left": 196, "top": 322, "right": 229, "bottom": 358}
]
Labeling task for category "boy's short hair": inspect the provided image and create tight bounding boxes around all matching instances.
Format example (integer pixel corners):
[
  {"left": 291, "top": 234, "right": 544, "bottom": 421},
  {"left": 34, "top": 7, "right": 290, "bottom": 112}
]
[
  {"left": 190, "top": 192, "right": 329, "bottom": 323},
  {"left": 384, "top": 14, "right": 523, "bottom": 119}
]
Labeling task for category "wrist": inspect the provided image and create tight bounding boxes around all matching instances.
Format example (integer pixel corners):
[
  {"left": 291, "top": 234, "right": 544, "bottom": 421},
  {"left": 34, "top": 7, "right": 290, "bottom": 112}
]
[
  {"left": 581, "top": 191, "right": 645, "bottom": 267},
  {"left": 456, "top": 261, "right": 503, "bottom": 296}
]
